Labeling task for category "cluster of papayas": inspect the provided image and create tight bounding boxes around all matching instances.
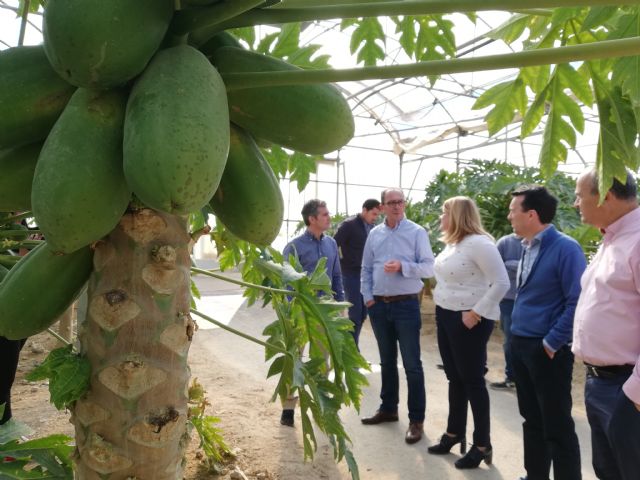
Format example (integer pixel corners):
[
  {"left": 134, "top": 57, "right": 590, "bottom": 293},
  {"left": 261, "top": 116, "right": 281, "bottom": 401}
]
[{"left": 0, "top": 0, "right": 355, "bottom": 339}]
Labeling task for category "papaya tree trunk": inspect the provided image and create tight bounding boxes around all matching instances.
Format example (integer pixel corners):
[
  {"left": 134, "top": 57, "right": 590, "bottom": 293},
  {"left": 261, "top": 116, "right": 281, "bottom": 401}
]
[{"left": 71, "top": 208, "right": 195, "bottom": 479}]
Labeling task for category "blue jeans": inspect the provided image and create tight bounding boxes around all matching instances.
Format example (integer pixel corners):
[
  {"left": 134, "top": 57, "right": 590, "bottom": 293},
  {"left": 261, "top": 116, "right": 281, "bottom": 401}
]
[
  {"left": 342, "top": 273, "right": 366, "bottom": 346},
  {"left": 368, "top": 297, "right": 425, "bottom": 423},
  {"left": 436, "top": 306, "right": 494, "bottom": 446},
  {"left": 499, "top": 299, "right": 515, "bottom": 381},
  {"left": 585, "top": 373, "right": 640, "bottom": 480},
  {"left": 511, "top": 336, "right": 581, "bottom": 480}
]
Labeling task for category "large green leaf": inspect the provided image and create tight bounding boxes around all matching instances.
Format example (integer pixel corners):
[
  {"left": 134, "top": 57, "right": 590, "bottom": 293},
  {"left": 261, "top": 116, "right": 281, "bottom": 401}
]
[
  {"left": 472, "top": 78, "right": 526, "bottom": 136},
  {"left": 345, "top": 17, "right": 385, "bottom": 66},
  {"left": 26, "top": 346, "right": 90, "bottom": 410},
  {"left": 610, "top": 10, "right": 640, "bottom": 125}
]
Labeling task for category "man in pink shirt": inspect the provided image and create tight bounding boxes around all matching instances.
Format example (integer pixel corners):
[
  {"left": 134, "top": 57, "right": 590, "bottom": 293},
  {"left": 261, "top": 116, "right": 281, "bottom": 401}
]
[{"left": 573, "top": 169, "right": 640, "bottom": 480}]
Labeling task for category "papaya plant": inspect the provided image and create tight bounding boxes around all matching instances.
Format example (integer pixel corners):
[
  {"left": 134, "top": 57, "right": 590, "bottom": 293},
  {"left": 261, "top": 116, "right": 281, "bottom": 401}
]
[{"left": 1, "top": 1, "right": 639, "bottom": 479}]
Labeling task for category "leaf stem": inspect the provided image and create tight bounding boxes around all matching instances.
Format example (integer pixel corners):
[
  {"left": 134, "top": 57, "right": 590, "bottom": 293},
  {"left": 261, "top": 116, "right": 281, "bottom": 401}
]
[
  {"left": 196, "top": 0, "right": 638, "bottom": 34},
  {"left": 46, "top": 328, "right": 72, "bottom": 347},
  {"left": 172, "top": 0, "right": 266, "bottom": 35},
  {"left": 190, "top": 308, "right": 288, "bottom": 354},
  {"left": 222, "top": 36, "right": 640, "bottom": 89},
  {"left": 190, "top": 266, "right": 295, "bottom": 295},
  {"left": 1, "top": 212, "right": 33, "bottom": 224}
]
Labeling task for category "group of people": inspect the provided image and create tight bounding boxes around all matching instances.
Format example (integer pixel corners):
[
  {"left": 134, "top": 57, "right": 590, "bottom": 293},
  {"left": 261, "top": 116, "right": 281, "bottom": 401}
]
[{"left": 282, "top": 169, "right": 640, "bottom": 480}]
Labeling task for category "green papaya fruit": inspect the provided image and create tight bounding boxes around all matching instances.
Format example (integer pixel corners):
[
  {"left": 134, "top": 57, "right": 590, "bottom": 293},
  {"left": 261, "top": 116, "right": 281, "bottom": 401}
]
[
  {"left": 32, "top": 89, "right": 131, "bottom": 254},
  {"left": 211, "top": 46, "right": 355, "bottom": 155},
  {"left": 124, "top": 45, "right": 229, "bottom": 215},
  {"left": 0, "top": 142, "right": 42, "bottom": 212},
  {"left": 210, "top": 124, "right": 283, "bottom": 245},
  {"left": 0, "top": 242, "right": 93, "bottom": 340},
  {"left": 0, "top": 46, "right": 75, "bottom": 150},
  {"left": 197, "top": 31, "right": 242, "bottom": 58},
  {"left": 43, "top": 0, "right": 174, "bottom": 88}
]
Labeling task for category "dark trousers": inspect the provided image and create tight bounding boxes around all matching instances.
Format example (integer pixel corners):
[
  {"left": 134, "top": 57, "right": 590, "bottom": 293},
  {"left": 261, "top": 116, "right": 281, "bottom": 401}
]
[
  {"left": 342, "top": 273, "right": 367, "bottom": 346},
  {"left": 369, "top": 297, "right": 425, "bottom": 423},
  {"left": 585, "top": 373, "right": 640, "bottom": 480},
  {"left": 436, "top": 306, "right": 494, "bottom": 446},
  {"left": 499, "top": 299, "right": 515, "bottom": 381},
  {"left": 0, "top": 336, "right": 26, "bottom": 424},
  {"left": 511, "top": 335, "right": 581, "bottom": 480}
]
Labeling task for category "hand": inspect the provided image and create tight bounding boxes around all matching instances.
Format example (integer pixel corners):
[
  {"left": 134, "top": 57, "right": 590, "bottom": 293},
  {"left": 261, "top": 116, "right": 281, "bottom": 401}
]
[
  {"left": 462, "top": 310, "right": 481, "bottom": 329},
  {"left": 366, "top": 300, "right": 375, "bottom": 308},
  {"left": 383, "top": 260, "right": 402, "bottom": 273},
  {"left": 635, "top": 402, "right": 640, "bottom": 413},
  {"left": 543, "top": 345, "right": 555, "bottom": 359}
]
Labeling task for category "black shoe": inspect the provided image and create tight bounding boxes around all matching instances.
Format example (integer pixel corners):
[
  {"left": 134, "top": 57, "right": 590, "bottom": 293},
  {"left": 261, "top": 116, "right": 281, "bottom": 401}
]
[
  {"left": 427, "top": 433, "right": 467, "bottom": 454},
  {"left": 490, "top": 379, "right": 516, "bottom": 390},
  {"left": 280, "top": 409, "right": 294, "bottom": 427},
  {"left": 361, "top": 410, "right": 399, "bottom": 425},
  {"left": 454, "top": 445, "right": 493, "bottom": 469}
]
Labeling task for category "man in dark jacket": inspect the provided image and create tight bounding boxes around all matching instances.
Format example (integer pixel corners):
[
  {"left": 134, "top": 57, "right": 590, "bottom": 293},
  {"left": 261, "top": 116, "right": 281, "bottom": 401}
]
[
  {"left": 508, "top": 185, "right": 586, "bottom": 480},
  {"left": 333, "top": 198, "right": 381, "bottom": 346}
]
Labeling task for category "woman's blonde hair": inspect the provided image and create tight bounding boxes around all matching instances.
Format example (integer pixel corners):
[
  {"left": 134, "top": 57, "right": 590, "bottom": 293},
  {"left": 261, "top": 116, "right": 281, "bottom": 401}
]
[{"left": 440, "top": 196, "right": 493, "bottom": 244}]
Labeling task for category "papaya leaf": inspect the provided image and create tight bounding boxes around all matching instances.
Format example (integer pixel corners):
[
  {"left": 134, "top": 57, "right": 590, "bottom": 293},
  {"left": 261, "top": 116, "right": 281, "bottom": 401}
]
[
  {"left": 256, "top": 32, "right": 279, "bottom": 54},
  {"left": 0, "top": 434, "right": 73, "bottom": 479},
  {"left": 271, "top": 23, "right": 302, "bottom": 59},
  {"left": 521, "top": 85, "right": 549, "bottom": 138},
  {"left": 538, "top": 101, "right": 575, "bottom": 178},
  {"left": 581, "top": 5, "right": 619, "bottom": 31},
  {"left": 26, "top": 346, "right": 90, "bottom": 411},
  {"left": 287, "top": 45, "right": 330, "bottom": 69},
  {"left": 520, "top": 65, "right": 550, "bottom": 95},
  {"left": 346, "top": 17, "right": 385, "bottom": 66},
  {"left": 485, "top": 13, "right": 529, "bottom": 43},
  {"left": 558, "top": 63, "right": 593, "bottom": 107},
  {"left": 550, "top": 7, "right": 586, "bottom": 27},
  {"left": 391, "top": 16, "right": 415, "bottom": 58},
  {"left": 289, "top": 152, "right": 318, "bottom": 192},
  {"left": 610, "top": 11, "right": 640, "bottom": 124},
  {"left": 262, "top": 145, "right": 289, "bottom": 178},
  {"left": 0, "top": 419, "right": 32, "bottom": 445},
  {"left": 229, "top": 27, "right": 256, "bottom": 49},
  {"left": 472, "top": 78, "right": 526, "bottom": 136},
  {"left": 415, "top": 15, "right": 456, "bottom": 65}
]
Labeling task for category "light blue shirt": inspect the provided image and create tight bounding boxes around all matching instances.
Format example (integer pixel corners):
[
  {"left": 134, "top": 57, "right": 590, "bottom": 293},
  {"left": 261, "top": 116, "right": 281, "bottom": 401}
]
[
  {"left": 517, "top": 225, "right": 552, "bottom": 288},
  {"left": 360, "top": 217, "right": 434, "bottom": 303}
]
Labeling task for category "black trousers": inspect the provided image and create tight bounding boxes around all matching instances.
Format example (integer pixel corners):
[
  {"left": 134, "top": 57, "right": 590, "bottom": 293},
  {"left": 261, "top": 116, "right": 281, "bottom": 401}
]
[
  {"left": 0, "top": 336, "right": 26, "bottom": 424},
  {"left": 511, "top": 335, "right": 581, "bottom": 480},
  {"left": 436, "top": 306, "right": 494, "bottom": 446}
]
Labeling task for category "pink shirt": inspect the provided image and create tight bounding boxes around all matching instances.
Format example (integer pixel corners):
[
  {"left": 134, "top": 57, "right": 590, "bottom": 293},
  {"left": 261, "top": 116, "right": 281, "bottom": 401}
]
[{"left": 572, "top": 207, "right": 640, "bottom": 403}]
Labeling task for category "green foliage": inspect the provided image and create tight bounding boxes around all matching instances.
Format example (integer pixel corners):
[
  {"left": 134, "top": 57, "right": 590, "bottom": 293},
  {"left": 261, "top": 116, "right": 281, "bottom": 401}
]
[
  {"left": 205, "top": 231, "right": 368, "bottom": 479},
  {"left": 342, "top": 17, "right": 385, "bottom": 66},
  {"left": 230, "top": 24, "right": 330, "bottom": 69},
  {"left": 0, "top": 429, "right": 73, "bottom": 479},
  {"left": 187, "top": 378, "right": 232, "bottom": 468},
  {"left": 477, "top": 5, "right": 640, "bottom": 190},
  {"left": 26, "top": 345, "right": 90, "bottom": 410},
  {"left": 406, "top": 159, "right": 600, "bottom": 255},
  {"left": 261, "top": 145, "right": 319, "bottom": 192}
]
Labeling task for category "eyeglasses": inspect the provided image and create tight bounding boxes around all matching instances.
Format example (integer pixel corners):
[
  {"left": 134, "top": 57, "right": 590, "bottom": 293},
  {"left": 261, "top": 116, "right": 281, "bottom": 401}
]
[{"left": 385, "top": 200, "right": 405, "bottom": 207}]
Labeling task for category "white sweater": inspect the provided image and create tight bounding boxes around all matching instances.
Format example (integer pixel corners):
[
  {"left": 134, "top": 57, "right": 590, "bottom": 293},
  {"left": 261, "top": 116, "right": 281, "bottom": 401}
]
[{"left": 433, "top": 234, "right": 510, "bottom": 320}]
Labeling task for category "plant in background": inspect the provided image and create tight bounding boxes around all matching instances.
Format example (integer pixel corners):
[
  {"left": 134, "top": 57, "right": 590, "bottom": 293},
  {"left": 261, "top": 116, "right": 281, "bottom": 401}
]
[{"left": 406, "top": 159, "right": 601, "bottom": 255}]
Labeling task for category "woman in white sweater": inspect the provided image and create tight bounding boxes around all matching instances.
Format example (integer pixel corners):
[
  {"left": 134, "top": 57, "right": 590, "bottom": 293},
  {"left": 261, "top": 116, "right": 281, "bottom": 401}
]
[{"left": 429, "top": 196, "right": 509, "bottom": 469}]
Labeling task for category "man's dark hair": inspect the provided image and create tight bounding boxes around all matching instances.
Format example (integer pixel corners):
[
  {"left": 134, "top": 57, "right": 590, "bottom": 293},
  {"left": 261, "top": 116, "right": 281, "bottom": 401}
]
[
  {"left": 362, "top": 198, "right": 381, "bottom": 211},
  {"left": 301, "top": 199, "right": 327, "bottom": 226},
  {"left": 511, "top": 185, "right": 558, "bottom": 224},
  {"left": 588, "top": 169, "right": 637, "bottom": 200}
]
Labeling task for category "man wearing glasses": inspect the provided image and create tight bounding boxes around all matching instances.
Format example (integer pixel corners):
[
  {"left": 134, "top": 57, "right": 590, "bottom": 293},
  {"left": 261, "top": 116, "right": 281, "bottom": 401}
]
[{"left": 360, "top": 188, "right": 435, "bottom": 444}]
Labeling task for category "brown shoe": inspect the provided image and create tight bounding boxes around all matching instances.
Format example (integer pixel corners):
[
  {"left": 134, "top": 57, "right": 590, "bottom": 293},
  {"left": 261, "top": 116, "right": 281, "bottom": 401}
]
[
  {"left": 361, "top": 410, "right": 399, "bottom": 425},
  {"left": 405, "top": 422, "right": 424, "bottom": 444}
]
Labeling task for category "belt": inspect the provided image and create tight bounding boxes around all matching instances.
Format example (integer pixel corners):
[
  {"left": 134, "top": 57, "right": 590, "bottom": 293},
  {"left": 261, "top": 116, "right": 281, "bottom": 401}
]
[
  {"left": 584, "top": 363, "right": 634, "bottom": 379},
  {"left": 373, "top": 294, "right": 418, "bottom": 303}
]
